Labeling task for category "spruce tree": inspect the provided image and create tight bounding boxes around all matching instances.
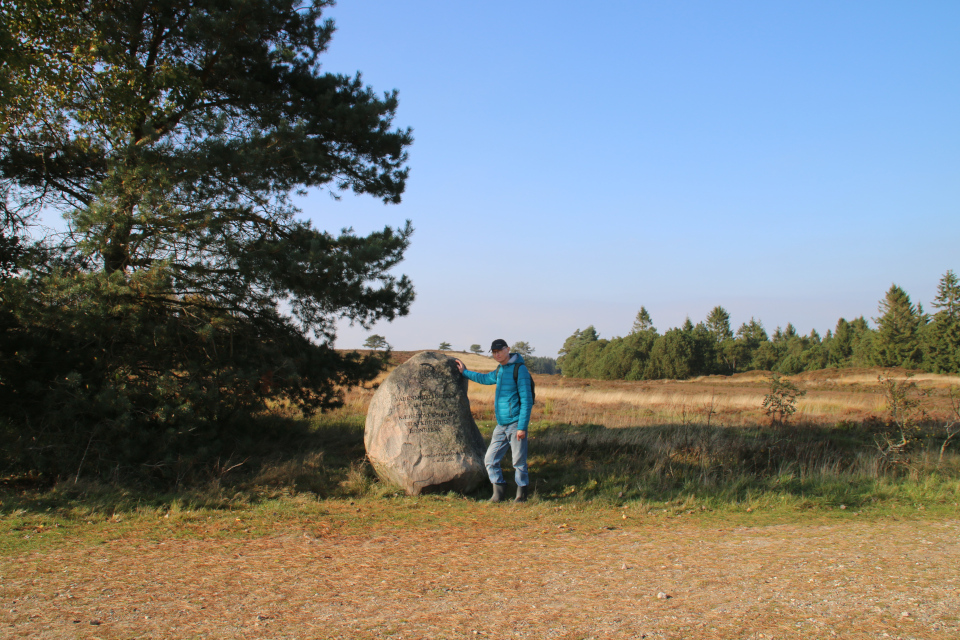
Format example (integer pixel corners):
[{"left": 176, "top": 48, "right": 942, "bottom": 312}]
[
  {"left": 873, "top": 285, "right": 923, "bottom": 368},
  {"left": 734, "top": 318, "right": 768, "bottom": 371},
  {"left": 630, "top": 306, "right": 655, "bottom": 334},
  {"left": 705, "top": 306, "right": 733, "bottom": 342},
  {"left": 830, "top": 318, "right": 854, "bottom": 366},
  {"left": 925, "top": 270, "right": 960, "bottom": 372},
  {"left": 849, "top": 316, "right": 876, "bottom": 367},
  {"left": 932, "top": 270, "right": 960, "bottom": 318}
]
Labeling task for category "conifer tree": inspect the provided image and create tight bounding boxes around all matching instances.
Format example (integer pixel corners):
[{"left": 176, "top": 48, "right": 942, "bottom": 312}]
[
  {"left": 645, "top": 328, "right": 696, "bottom": 380},
  {"left": 925, "top": 270, "right": 960, "bottom": 372},
  {"left": 830, "top": 318, "right": 854, "bottom": 365},
  {"left": 0, "top": 0, "right": 415, "bottom": 481},
  {"left": 364, "top": 335, "right": 391, "bottom": 351},
  {"left": 873, "top": 285, "right": 923, "bottom": 368},
  {"left": 733, "top": 318, "right": 768, "bottom": 372},
  {"left": 630, "top": 307, "right": 656, "bottom": 334},
  {"left": 705, "top": 306, "right": 733, "bottom": 342},
  {"left": 849, "top": 316, "right": 876, "bottom": 367},
  {"left": 511, "top": 341, "right": 535, "bottom": 356},
  {"left": 703, "top": 306, "right": 732, "bottom": 373},
  {"left": 932, "top": 270, "right": 960, "bottom": 319},
  {"left": 557, "top": 326, "right": 599, "bottom": 376}
]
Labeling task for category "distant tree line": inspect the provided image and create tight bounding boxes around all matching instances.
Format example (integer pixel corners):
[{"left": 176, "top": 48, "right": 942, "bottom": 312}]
[{"left": 557, "top": 271, "right": 960, "bottom": 380}]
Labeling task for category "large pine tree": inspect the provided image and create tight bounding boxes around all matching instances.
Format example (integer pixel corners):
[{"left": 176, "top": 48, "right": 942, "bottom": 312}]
[{"left": 0, "top": 0, "right": 415, "bottom": 480}]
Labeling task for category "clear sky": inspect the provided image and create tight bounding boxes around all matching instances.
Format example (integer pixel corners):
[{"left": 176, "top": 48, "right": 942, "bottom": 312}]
[{"left": 301, "top": 1, "right": 959, "bottom": 357}]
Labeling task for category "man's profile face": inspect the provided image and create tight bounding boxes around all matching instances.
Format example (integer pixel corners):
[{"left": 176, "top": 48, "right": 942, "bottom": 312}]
[{"left": 492, "top": 347, "right": 510, "bottom": 365}]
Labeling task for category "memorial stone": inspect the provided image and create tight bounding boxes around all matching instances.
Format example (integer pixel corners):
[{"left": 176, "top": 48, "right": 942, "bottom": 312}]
[{"left": 364, "top": 351, "right": 486, "bottom": 495}]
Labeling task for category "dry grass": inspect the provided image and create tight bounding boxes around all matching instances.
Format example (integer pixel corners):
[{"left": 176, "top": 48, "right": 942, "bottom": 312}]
[
  {"left": 336, "top": 355, "right": 960, "bottom": 431},
  {"left": 793, "top": 368, "right": 960, "bottom": 388},
  {"left": 3, "top": 508, "right": 959, "bottom": 639}
]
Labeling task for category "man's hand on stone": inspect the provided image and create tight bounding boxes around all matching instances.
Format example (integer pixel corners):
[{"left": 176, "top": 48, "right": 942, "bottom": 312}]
[{"left": 454, "top": 359, "right": 465, "bottom": 373}]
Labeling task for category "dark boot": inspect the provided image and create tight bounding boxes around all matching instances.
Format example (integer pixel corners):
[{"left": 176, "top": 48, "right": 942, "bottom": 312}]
[
  {"left": 515, "top": 485, "right": 529, "bottom": 503},
  {"left": 489, "top": 483, "right": 507, "bottom": 503}
]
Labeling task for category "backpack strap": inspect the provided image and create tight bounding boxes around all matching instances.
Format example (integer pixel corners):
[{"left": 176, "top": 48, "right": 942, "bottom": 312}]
[{"left": 513, "top": 363, "right": 535, "bottom": 404}]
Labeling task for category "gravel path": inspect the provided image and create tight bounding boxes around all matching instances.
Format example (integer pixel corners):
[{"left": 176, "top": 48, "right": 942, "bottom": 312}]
[{"left": 3, "top": 517, "right": 959, "bottom": 639}]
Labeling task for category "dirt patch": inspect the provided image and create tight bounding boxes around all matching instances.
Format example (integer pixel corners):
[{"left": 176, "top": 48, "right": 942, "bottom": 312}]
[{"left": 3, "top": 517, "right": 958, "bottom": 639}]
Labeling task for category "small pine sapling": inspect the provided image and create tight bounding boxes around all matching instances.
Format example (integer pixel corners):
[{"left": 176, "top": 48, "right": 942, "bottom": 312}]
[
  {"left": 875, "top": 375, "right": 927, "bottom": 464},
  {"left": 761, "top": 373, "right": 806, "bottom": 427}
]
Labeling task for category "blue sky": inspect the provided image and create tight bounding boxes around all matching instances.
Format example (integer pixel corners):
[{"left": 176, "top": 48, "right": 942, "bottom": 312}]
[{"left": 302, "top": 1, "right": 959, "bottom": 357}]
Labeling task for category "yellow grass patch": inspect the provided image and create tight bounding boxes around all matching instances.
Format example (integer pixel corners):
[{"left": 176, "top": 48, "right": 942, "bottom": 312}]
[
  {"left": 339, "top": 356, "right": 958, "bottom": 428},
  {"left": 817, "top": 372, "right": 960, "bottom": 387}
]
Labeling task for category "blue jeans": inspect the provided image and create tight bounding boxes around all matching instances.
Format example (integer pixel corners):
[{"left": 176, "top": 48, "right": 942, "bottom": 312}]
[{"left": 485, "top": 422, "right": 528, "bottom": 487}]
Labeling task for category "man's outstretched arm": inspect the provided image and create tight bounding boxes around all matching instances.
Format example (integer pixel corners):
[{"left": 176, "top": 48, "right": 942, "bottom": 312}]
[{"left": 454, "top": 358, "right": 497, "bottom": 385}]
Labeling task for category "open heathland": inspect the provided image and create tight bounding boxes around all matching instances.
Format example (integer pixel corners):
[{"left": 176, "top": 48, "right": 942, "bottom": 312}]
[{"left": 2, "top": 357, "right": 960, "bottom": 639}]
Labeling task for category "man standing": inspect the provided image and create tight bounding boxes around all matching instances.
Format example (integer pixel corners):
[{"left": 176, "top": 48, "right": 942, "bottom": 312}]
[{"left": 455, "top": 339, "right": 534, "bottom": 503}]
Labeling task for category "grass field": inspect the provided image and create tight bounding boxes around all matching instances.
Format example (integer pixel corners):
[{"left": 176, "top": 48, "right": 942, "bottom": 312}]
[
  {"left": 2, "top": 354, "right": 960, "bottom": 638},
  {"left": 352, "top": 352, "right": 960, "bottom": 431}
]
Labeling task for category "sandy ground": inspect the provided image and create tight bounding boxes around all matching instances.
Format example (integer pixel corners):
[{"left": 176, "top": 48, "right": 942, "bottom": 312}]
[{"left": 2, "top": 516, "right": 959, "bottom": 639}]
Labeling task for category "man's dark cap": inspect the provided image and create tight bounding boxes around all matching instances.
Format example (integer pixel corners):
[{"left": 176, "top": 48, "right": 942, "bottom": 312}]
[{"left": 490, "top": 338, "right": 509, "bottom": 352}]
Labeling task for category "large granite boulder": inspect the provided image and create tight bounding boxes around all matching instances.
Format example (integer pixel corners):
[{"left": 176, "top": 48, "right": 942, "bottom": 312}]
[{"left": 364, "top": 351, "right": 486, "bottom": 495}]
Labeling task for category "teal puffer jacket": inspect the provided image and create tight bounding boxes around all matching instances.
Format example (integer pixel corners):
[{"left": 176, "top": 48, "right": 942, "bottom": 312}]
[{"left": 462, "top": 354, "right": 534, "bottom": 431}]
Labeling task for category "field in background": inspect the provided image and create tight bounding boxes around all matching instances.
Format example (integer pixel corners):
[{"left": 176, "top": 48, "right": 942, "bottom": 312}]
[
  {"left": 330, "top": 351, "right": 960, "bottom": 509},
  {"left": 343, "top": 351, "right": 960, "bottom": 430}
]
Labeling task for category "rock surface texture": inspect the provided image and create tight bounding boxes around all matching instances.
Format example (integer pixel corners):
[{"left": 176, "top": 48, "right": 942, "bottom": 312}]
[{"left": 364, "top": 351, "right": 486, "bottom": 495}]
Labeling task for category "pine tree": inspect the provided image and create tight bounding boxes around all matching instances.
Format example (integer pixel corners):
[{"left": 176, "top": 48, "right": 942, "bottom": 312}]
[
  {"left": 644, "top": 329, "right": 696, "bottom": 380},
  {"left": 925, "top": 270, "right": 960, "bottom": 372},
  {"left": 557, "top": 326, "right": 599, "bottom": 375},
  {"left": 364, "top": 335, "right": 390, "bottom": 351},
  {"left": 849, "top": 316, "right": 876, "bottom": 367},
  {"left": 734, "top": 318, "right": 768, "bottom": 372},
  {"left": 873, "top": 285, "right": 923, "bottom": 368},
  {"left": 558, "top": 327, "right": 598, "bottom": 358},
  {"left": 932, "top": 270, "right": 960, "bottom": 319},
  {"left": 830, "top": 318, "right": 854, "bottom": 365},
  {"left": 705, "top": 306, "right": 733, "bottom": 343},
  {"left": 511, "top": 341, "right": 535, "bottom": 357},
  {"left": 0, "top": 0, "right": 414, "bottom": 481},
  {"left": 630, "top": 307, "right": 656, "bottom": 334}
]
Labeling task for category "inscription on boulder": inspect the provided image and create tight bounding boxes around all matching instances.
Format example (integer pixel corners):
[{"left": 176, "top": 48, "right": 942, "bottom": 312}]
[{"left": 364, "top": 351, "right": 486, "bottom": 495}]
